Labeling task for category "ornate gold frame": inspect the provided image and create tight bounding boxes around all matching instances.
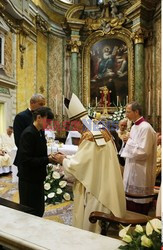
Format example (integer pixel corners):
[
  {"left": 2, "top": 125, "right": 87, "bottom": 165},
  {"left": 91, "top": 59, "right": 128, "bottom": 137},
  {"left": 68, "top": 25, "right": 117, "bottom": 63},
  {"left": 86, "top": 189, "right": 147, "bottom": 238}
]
[{"left": 82, "top": 28, "right": 134, "bottom": 109}]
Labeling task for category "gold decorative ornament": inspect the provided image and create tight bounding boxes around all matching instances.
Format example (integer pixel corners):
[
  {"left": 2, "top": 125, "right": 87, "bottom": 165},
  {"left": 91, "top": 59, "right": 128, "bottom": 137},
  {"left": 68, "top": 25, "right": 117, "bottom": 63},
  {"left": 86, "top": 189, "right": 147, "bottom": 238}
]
[
  {"left": 85, "top": 16, "right": 126, "bottom": 35},
  {"left": 63, "top": 2, "right": 134, "bottom": 109},
  {"left": 132, "top": 28, "right": 146, "bottom": 44},
  {"left": 39, "top": 85, "right": 45, "bottom": 93},
  {"left": 68, "top": 39, "right": 81, "bottom": 53}
]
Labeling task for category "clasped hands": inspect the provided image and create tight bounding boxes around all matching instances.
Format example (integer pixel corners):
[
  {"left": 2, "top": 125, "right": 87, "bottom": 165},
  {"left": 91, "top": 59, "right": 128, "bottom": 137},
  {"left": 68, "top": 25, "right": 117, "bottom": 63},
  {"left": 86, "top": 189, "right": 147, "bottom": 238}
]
[
  {"left": 122, "top": 133, "right": 130, "bottom": 143},
  {"left": 48, "top": 152, "right": 66, "bottom": 164}
]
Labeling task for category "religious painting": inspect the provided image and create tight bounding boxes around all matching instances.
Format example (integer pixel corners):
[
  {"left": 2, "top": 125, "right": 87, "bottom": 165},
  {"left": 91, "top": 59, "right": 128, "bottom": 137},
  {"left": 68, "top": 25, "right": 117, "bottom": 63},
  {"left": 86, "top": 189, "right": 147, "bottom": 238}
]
[{"left": 90, "top": 38, "right": 128, "bottom": 107}]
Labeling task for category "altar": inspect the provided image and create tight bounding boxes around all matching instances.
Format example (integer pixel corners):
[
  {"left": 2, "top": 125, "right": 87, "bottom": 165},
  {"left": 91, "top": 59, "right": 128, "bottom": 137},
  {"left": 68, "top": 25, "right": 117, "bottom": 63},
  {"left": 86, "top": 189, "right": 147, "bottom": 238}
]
[{"left": 0, "top": 205, "right": 125, "bottom": 250}]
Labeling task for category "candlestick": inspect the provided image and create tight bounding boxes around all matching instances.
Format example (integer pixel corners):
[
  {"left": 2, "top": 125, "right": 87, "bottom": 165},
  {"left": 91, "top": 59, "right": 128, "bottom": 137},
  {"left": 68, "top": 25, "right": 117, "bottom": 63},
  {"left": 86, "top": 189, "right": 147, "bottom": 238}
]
[
  {"left": 56, "top": 95, "right": 58, "bottom": 115},
  {"left": 126, "top": 95, "right": 128, "bottom": 104},
  {"left": 95, "top": 97, "right": 97, "bottom": 107},
  {"left": 157, "top": 90, "right": 160, "bottom": 116},
  {"left": 117, "top": 96, "right": 119, "bottom": 106},
  {"left": 62, "top": 95, "right": 65, "bottom": 115},
  {"left": 148, "top": 91, "right": 151, "bottom": 116}
]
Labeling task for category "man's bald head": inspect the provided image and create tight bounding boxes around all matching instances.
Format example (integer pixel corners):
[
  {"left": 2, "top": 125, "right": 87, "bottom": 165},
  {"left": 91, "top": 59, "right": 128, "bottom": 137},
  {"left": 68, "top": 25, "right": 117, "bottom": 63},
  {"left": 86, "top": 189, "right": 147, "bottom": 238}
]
[
  {"left": 30, "top": 94, "right": 45, "bottom": 111},
  {"left": 119, "top": 119, "right": 127, "bottom": 132}
]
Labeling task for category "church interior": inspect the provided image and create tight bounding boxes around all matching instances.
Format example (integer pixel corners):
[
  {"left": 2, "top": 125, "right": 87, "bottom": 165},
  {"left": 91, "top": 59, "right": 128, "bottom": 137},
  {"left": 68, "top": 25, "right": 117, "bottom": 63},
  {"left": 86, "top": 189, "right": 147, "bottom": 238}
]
[{"left": 0, "top": 0, "right": 161, "bottom": 249}]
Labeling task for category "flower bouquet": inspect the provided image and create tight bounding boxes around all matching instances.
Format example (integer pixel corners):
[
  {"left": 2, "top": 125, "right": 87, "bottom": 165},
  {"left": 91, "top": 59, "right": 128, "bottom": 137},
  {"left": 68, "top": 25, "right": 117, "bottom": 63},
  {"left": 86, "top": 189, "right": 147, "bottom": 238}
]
[
  {"left": 110, "top": 105, "right": 126, "bottom": 121},
  {"left": 44, "top": 164, "right": 73, "bottom": 204},
  {"left": 118, "top": 218, "right": 161, "bottom": 250}
]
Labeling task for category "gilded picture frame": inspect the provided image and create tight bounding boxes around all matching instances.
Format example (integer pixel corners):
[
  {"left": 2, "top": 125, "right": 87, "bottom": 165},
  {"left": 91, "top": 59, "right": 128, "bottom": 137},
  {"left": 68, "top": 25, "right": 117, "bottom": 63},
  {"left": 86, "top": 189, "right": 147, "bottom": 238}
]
[{"left": 82, "top": 28, "right": 134, "bottom": 112}]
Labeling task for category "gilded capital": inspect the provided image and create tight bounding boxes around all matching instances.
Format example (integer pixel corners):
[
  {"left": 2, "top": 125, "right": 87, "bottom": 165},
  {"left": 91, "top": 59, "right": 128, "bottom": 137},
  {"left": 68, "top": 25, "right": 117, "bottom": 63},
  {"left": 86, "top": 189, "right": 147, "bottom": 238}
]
[
  {"left": 68, "top": 38, "right": 81, "bottom": 53},
  {"left": 132, "top": 28, "right": 145, "bottom": 44}
]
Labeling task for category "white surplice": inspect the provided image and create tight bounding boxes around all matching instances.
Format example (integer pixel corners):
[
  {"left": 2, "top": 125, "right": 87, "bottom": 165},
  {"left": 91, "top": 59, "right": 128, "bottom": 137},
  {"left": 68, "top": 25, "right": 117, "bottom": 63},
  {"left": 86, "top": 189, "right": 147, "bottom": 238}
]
[
  {"left": 0, "top": 137, "right": 11, "bottom": 168},
  {"left": 0, "top": 133, "right": 16, "bottom": 152},
  {"left": 63, "top": 130, "right": 126, "bottom": 233},
  {"left": 121, "top": 120, "right": 157, "bottom": 203}
]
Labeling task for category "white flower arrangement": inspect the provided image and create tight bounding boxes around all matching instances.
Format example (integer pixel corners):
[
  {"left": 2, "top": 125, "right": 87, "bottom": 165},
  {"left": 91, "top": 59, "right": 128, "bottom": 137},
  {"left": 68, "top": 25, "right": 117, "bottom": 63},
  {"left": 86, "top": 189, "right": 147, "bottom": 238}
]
[
  {"left": 111, "top": 106, "right": 126, "bottom": 121},
  {"left": 119, "top": 218, "right": 161, "bottom": 250},
  {"left": 44, "top": 164, "right": 73, "bottom": 205}
]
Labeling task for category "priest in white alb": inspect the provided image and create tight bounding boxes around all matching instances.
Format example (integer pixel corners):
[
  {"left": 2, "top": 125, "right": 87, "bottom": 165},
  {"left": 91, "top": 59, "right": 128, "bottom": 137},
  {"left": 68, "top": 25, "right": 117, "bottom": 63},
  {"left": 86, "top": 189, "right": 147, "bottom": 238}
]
[
  {"left": 121, "top": 101, "right": 157, "bottom": 214},
  {"left": 0, "top": 126, "right": 16, "bottom": 152},
  {"left": 54, "top": 93, "right": 126, "bottom": 233}
]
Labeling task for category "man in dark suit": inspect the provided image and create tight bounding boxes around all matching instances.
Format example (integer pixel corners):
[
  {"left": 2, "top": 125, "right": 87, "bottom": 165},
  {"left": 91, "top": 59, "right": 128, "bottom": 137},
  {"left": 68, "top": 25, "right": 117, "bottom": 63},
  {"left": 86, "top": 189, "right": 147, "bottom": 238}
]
[
  {"left": 13, "top": 94, "right": 45, "bottom": 166},
  {"left": 18, "top": 107, "right": 55, "bottom": 217}
]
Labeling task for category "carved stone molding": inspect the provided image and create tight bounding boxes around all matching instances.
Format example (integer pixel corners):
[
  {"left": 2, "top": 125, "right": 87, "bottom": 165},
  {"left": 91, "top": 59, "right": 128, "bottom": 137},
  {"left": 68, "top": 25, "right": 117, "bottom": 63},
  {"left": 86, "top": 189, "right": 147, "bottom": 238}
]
[
  {"left": 36, "top": 15, "right": 50, "bottom": 34},
  {"left": 65, "top": 3, "right": 85, "bottom": 20},
  {"left": 0, "top": 10, "right": 20, "bottom": 33}
]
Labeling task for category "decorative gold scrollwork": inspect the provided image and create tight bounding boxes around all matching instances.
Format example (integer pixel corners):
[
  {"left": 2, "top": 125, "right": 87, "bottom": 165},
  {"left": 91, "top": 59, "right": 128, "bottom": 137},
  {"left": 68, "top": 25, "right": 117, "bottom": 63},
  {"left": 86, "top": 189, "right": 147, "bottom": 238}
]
[{"left": 85, "top": 16, "right": 126, "bottom": 35}]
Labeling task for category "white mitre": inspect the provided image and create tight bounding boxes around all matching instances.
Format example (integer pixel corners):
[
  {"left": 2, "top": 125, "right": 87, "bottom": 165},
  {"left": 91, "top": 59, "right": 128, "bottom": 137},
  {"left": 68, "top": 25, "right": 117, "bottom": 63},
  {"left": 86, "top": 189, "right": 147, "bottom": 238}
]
[{"left": 64, "top": 93, "right": 106, "bottom": 146}]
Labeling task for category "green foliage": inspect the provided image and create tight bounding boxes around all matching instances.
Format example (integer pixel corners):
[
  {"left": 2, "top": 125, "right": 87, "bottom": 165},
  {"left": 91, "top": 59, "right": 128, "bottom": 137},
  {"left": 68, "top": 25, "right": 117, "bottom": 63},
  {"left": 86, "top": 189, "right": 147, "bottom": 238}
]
[{"left": 86, "top": 106, "right": 96, "bottom": 118}]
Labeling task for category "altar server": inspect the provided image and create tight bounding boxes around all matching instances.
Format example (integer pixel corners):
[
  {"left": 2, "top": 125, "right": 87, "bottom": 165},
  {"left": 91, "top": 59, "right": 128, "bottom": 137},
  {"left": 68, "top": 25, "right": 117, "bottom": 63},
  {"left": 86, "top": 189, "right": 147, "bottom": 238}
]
[{"left": 121, "top": 101, "right": 157, "bottom": 214}]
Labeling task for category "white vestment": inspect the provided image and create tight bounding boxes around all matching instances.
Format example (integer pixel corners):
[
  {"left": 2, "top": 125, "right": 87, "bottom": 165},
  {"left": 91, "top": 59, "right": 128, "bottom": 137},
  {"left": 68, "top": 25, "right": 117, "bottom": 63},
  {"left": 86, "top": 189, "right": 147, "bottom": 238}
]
[
  {"left": 0, "top": 137, "right": 11, "bottom": 168},
  {"left": 63, "top": 131, "right": 126, "bottom": 233},
  {"left": 117, "top": 129, "right": 129, "bottom": 141},
  {"left": 0, "top": 133, "right": 16, "bottom": 152},
  {"left": 121, "top": 121, "right": 157, "bottom": 203}
]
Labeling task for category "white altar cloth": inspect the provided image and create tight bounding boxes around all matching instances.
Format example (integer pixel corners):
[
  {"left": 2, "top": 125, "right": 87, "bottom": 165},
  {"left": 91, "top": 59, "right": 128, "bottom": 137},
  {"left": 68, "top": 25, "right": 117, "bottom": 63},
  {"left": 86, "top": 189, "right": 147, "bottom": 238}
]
[
  {"left": 48, "top": 144, "right": 78, "bottom": 155},
  {"left": 0, "top": 205, "right": 124, "bottom": 250}
]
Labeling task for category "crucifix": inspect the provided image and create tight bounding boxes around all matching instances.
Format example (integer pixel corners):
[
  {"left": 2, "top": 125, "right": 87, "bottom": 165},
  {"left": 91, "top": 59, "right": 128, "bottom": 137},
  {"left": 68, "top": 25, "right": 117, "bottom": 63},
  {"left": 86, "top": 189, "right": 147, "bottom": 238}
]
[{"left": 99, "top": 86, "right": 112, "bottom": 115}]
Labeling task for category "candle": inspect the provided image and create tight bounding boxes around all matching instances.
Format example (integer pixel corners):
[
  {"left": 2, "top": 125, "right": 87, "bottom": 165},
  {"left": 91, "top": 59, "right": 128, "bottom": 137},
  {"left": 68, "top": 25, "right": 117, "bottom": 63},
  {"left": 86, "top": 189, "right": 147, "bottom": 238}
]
[
  {"left": 88, "top": 103, "right": 90, "bottom": 108},
  {"left": 126, "top": 95, "right": 128, "bottom": 104},
  {"left": 87, "top": 97, "right": 88, "bottom": 107},
  {"left": 157, "top": 90, "right": 160, "bottom": 116},
  {"left": 62, "top": 95, "right": 65, "bottom": 115},
  {"left": 95, "top": 97, "right": 97, "bottom": 107},
  {"left": 55, "top": 95, "right": 58, "bottom": 115},
  {"left": 148, "top": 91, "right": 151, "bottom": 116},
  {"left": 117, "top": 96, "right": 119, "bottom": 106}
]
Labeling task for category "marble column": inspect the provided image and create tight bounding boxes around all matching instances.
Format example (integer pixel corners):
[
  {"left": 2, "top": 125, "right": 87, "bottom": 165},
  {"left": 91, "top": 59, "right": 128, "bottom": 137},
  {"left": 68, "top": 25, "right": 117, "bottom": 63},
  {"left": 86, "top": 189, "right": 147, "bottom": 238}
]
[
  {"left": 71, "top": 52, "right": 78, "bottom": 96},
  {"left": 134, "top": 43, "right": 145, "bottom": 108},
  {"left": 78, "top": 53, "right": 82, "bottom": 100},
  {"left": 69, "top": 31, "right": 81, "bottom": 97}
]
